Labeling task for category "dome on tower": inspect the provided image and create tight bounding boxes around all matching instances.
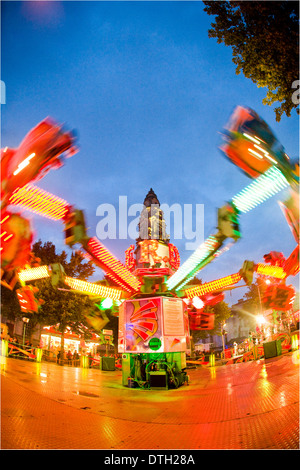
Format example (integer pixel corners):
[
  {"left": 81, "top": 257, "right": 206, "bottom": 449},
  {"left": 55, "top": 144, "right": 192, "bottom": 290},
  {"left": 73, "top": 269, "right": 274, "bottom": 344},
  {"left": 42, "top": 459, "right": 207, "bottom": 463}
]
[{"left": 143, "top": 188, "right": 160, "bottom": 207}]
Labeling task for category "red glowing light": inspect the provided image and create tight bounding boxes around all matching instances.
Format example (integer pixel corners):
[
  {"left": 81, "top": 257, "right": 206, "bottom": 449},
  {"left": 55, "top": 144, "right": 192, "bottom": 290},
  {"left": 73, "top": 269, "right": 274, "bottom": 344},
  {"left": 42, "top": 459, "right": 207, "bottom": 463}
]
[
  {"left": 125, "top": 245, "right": 136, "bottom": 271},
  {"left": 138, "top": 240, "right": 167, "bottom": 265},
  {"left": 0, "top": 212, "right": 32, "bottom": 271},
  {"left": 86, "top": 237, "right": 141, "bottom": 292},
  {"left": 16, "top": 286, "right": 40, "bottom": 313},
  {"left": 169, "top": 243, "right": 180, "bottom": 270},
  {"left": 283, "top": 246, "right": 299, "bottom": 277}
]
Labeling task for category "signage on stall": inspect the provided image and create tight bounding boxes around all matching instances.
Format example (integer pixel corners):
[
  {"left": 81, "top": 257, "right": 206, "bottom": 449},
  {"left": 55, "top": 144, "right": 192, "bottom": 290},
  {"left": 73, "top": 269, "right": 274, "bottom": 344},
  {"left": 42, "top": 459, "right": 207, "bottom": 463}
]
[{"left": 102, "top": 329, "right": 113, "bottom": 336}]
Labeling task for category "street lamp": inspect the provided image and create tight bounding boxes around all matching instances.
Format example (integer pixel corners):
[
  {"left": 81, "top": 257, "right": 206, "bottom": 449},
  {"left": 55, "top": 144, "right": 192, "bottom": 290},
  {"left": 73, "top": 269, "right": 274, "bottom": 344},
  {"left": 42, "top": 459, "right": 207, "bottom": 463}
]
[
  {"left": 256, "top": 315, "right": 266, "bottom": 326},
  {"left": 256, "top": 314, "right": 267, "bottom": 342}
]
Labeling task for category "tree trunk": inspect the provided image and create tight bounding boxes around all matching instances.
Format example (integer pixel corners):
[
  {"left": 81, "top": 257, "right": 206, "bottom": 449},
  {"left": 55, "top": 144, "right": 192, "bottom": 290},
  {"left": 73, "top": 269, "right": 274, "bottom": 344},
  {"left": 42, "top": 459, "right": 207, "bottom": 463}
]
[{"left": 60, "top": 329, "right": 65, "bottom": 366}]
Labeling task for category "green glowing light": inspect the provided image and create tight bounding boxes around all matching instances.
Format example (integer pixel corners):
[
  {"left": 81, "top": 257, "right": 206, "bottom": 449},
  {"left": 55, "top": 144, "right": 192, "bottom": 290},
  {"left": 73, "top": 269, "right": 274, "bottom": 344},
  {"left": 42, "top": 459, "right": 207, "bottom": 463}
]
[
  {"left": 166, "top": 235, "right": 221, "bottom": 291},
  {"left": 100, "top": 298, "right": 113, "bottom": 309},
  {"left": 149, "top": 337, "right": 162, "bottom": 351},
  {"left": 232, "top": 166, "right": 289, "bottom": 213}
]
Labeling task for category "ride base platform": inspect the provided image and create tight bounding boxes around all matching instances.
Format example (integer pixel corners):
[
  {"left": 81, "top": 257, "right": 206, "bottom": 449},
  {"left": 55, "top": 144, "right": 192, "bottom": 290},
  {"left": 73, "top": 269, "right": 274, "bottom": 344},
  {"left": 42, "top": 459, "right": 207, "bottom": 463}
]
[{"left": 1, "top": 351, "right": 299, "bottom": 450}]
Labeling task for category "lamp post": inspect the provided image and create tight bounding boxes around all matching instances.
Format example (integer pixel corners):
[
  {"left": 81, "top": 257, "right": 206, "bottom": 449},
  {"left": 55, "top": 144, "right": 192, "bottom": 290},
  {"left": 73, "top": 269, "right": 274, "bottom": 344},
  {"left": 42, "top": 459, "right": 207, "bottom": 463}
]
[
  {"left": 257, "top": 282, "right": 263, "bottom": 314},
  {"left": 221, "top": 321, "right": 226, "bottom": 357},
  {"left": 256, "top": 279, "right": 268, "bottom": 340},
  {"left": 22, "top": 317, "right": 30, "bottom": 347}
]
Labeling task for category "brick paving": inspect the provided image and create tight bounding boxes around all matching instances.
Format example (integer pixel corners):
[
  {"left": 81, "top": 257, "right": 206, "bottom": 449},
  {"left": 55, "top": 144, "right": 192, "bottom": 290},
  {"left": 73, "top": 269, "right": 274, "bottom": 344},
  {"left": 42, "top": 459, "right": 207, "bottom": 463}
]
[{"left": 1, "top": 352, "right": 299, "bottom": 449}]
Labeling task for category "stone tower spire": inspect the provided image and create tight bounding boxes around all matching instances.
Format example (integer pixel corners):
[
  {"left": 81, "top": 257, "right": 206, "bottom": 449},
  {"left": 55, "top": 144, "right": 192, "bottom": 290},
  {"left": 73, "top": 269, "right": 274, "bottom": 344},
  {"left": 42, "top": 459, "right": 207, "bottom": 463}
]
[{"left": 137, "top": 188, "right": 169, "bottom": 242}]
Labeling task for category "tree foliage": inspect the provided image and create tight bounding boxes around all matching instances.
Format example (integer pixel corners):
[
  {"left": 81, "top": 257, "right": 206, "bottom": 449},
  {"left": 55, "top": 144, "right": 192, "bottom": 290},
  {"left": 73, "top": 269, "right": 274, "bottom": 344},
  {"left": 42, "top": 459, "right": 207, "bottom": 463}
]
[
  {"left": 30, "top": 241, "right": 99, "bottom": 352},
  {"left": 0, "top": 283, "right": 22, "bottom": 320},
  {"left": 32, "top": 240, "right": 95, "bottom": 280},
  {"left": 242, "top": 278, "right": 268, "bottom": 315},
  {"left": 203, "top": 1, "right": 299, "bottom": 121}
]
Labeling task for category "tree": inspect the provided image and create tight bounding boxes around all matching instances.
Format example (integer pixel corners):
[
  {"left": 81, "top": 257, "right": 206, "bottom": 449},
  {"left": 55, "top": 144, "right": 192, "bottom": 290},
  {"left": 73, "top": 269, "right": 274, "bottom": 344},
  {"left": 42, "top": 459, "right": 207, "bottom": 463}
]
[
  {"left": 242, "top": 278, "right": 267, "bottom": 315},
  {"left": 32, "top": 240, "right": 95, "bottom": 280},
  {"left": 31, "top": 240, "right": 97, "bottom": 363},
  {"left": 0, "top": 283, "right": 22, "bottom": 321},
  {"left": 203, "top": 1, "right": 299, "bottom": 121}
]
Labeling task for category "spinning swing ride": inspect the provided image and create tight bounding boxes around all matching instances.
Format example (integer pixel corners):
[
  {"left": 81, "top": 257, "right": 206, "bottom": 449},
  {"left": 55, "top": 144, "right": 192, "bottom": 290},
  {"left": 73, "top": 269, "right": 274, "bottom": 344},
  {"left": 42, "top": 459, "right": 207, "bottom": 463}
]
[{"left": 1, "top": 106, "right": 299, "bottom": 389}]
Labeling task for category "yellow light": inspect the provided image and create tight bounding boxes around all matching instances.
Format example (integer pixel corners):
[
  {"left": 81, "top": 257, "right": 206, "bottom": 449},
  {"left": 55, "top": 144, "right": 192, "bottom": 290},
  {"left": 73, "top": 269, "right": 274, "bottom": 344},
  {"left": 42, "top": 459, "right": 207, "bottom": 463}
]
[
  {"left": 185, "top": 273, "right": 242, "bottom": 298},
  {"left": 18, "top": 265, "right": 50, "bottom": 282},
  {"left": 0, "top": 215, "right": 10, "bottom": 224},
  {"left": 64, "top": 276, "right": 123, "bottom": 301},
  {"left": 36, "top": 348, "right": 43, "bottom": 362},
  {"left": 9, "top": 184, "right": 70, "bottom": 220},
  {"left": 81, "top": 355, "right": 89, "bottom": 368},
  {"left": 3, "top": 234, "right": 13, "bottom": 242},
  {"left": 256, "top": 263, "right": 286, "bottom": 279}
]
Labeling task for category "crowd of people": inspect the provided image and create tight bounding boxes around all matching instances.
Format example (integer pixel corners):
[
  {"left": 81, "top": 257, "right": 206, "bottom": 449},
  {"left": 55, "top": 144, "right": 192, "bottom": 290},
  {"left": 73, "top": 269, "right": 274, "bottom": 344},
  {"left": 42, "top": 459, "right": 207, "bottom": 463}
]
[{"left": 53, "top": 349, "right": 122, "bottom": 368}]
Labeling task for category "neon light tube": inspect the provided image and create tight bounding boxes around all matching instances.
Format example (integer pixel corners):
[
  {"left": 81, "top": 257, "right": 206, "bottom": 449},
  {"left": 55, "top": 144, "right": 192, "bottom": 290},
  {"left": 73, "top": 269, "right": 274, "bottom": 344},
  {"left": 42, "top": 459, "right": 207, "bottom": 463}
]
[
  {"left": 232, "top": 166, "right": 289, "bottom": 214},
  {"left": 9, "top": 184, "right": 70, "bottom": 220},
  {"left": 18, "top": 265, "right": 50, "bottom": 282},
  {"left": 166, "top": 235, "right": 222, "bottom": 291},
  {"left": 85, "top": 237, "right": 141, "bottom": 292},
  {"left": 184, "top": 273, "right": 242, "bottom": 298},
  {"left": 256, "top": 263, "right": 286, "bottom": 279},
  {"left": 64, "top": 276, "right": 123, "bottom": 301}
]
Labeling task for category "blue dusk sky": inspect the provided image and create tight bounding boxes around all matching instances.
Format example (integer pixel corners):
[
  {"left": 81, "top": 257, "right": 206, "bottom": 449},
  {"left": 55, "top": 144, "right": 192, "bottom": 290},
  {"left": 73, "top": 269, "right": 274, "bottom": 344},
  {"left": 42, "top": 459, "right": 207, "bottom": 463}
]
[{"left": 2, "top": 1, "right": 299, "bottom": 305}]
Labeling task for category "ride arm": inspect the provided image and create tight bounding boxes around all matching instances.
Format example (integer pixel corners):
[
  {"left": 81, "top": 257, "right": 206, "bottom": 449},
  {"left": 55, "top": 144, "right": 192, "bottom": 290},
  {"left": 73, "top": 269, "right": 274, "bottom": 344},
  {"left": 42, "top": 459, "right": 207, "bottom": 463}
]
[
  {"left": 180, "top": 261, "right": 287, "bottom": 299},
  {"left": 9, "top": 183, "right": 141, "bottom": 293},
  {"left": 18, "top": 263, "right": 125, "bottom": 300},
  {"left": 166, "top": 165, "right": 289, "bottom": 293},
  {"left": 166, "top": 201, "right": 240, "bottom": 292}
]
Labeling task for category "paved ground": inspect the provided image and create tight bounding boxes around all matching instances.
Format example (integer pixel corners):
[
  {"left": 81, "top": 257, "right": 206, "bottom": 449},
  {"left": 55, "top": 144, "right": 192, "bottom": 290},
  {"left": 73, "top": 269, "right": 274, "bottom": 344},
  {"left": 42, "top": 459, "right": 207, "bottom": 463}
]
[{"left": 1, "top": 351, "right": 299, "bottom": 450}]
